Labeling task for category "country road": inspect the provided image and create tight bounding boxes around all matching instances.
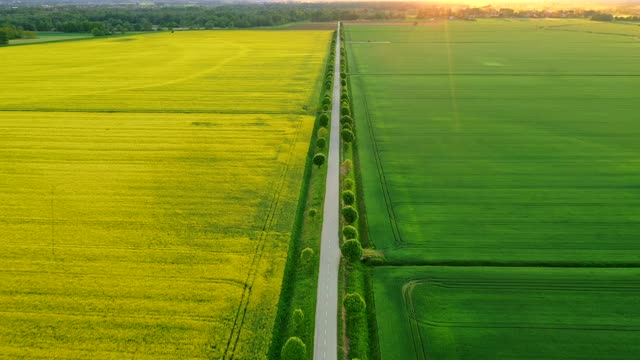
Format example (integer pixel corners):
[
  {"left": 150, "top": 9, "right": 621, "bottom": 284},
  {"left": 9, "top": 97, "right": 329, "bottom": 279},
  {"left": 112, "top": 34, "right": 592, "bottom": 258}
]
[{"left": 313, "top": 22, "right": 341, "bottom": 360}]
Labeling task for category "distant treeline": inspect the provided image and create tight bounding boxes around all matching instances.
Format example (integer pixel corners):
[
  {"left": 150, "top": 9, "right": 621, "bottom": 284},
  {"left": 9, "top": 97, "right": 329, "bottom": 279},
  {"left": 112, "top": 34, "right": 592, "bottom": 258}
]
[
  {"left": 0, "top": 3, "right": 407, "bottom": 35},
  {"left": 416, "top": 6, "right": 639, "bottom": 23},
  {"left": 0, "top": 2, "right": 638, "bottom": 40},
  {"left": 0, "top": 23, "right": 36, "bottom": 44}
]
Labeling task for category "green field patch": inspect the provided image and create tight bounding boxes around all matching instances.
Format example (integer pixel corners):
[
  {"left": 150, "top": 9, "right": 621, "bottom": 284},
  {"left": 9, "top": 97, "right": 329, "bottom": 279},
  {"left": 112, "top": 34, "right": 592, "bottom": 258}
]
[
  {"left": 8, "top": 32, "right": 93, "bottom": 45},
  {"left": 346, "top": 20, "right": 640, "bottom": 264},
  {"left": 374, "top": 266, "right": 640, "bottom": 360}
]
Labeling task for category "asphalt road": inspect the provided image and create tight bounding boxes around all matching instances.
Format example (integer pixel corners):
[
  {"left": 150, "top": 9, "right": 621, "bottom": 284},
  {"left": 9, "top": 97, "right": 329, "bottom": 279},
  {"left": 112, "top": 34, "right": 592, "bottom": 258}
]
[{"left": 313, "top": 22, "right": 341, "bottom": 360}]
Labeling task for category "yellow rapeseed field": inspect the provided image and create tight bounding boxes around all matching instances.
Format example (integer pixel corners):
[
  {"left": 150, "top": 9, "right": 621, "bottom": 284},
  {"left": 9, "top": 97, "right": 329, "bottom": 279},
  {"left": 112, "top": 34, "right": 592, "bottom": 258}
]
[{"left": 0, "top": 30, "right": 330, "bottom": 359}]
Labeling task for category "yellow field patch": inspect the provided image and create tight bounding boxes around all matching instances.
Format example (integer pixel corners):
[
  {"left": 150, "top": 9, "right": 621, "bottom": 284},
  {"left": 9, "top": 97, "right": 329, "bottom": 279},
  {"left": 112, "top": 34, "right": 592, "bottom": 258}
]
[
  {"left": 0, "top": 29, "right": 330, "bottom": 359},
  {"left": 1, "top": 31, "right": 328, "bottom": 114}
]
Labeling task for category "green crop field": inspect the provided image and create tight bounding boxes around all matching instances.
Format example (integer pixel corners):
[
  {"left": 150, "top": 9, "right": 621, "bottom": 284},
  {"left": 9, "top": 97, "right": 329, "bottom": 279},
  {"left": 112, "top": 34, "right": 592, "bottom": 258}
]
[
  {"left": 346, "top": 20, "right": 640, "bottom": 264},
  {"left": 0, "top": 30, "right": 330, "bottom": 359},
  {"left": 8, "top": 32, "right": 93, "bottom": 45},
  {"left": 345, "top": 19, "right": 640, "bottom": 360},
  {"left": 373, "top": 266, "right": 640, "bottom": 360}
]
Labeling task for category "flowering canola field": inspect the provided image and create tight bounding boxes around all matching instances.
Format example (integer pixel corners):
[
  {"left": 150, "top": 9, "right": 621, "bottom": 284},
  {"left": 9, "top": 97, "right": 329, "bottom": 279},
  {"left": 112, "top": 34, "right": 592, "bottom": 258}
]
[{"left": 0, "top": 30, "right": 330, "bottom": 359}]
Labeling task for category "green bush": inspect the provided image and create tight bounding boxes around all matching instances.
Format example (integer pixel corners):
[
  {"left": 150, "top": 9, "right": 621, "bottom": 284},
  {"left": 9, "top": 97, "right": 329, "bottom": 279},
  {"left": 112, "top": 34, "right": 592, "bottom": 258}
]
[
  {"left": 340, "top": 79, "right": 347, "bottom": 87},
  {"left": 91, "top": 28, "right": 105, "bottom": 37},
  {"left": 341, "top": 115, "right": 353, "bottom": 125},
  {"left": 318, "top": 113, "right": 329, "bottom": 127},
  {"left": 343, "top": 178, "right": 354, "bottom": 190},
  {"left": 343, "top": 293, "right": 366, "bottom": 314},
  {"left": 301, "top": 247, "right": 314, "bottom": 261},
  {"left": 340, "top": 72, "right": 347, "bottom": 79},
  {"left": 292, "top": 308, "right": 304, "bottom": 329},
  {"left": 342, "top": 190, "right": 355, "bottom": 206},
  {"left": 281, "top": 337, "right": 306, "bottom": 360},
  {"left": 342, "top": 225, "right": 358, "bottom": 240},
  {"left": 341, "top": 129, "right": 355, "bottom": 143},
  {"left": 300, "top": 247, "right": 315, "bottom": 269},
  {"left": 341, "top": 239, "right": 363, "bottom": 262},
  {"left": 342, "top": 206, "right": 358, "bottom": 224},
  {"left": 316, "top": 137, "right": 326, "bottom": 149},
  {"left": 313, "top": 153, "right": 326, "bottom": 168},
  {"left": 308, "top": 208, "right": 317, "bottom": 218},
  {"left": 317, "top": 127, "right": 328, "bottom": 138}
]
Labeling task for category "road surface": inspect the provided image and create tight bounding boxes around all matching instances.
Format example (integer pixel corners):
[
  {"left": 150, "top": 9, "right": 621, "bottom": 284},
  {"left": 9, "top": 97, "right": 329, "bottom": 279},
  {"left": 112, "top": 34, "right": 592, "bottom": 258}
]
[{"left": 313, "top": 22, "right": 341, "bottom": 360}]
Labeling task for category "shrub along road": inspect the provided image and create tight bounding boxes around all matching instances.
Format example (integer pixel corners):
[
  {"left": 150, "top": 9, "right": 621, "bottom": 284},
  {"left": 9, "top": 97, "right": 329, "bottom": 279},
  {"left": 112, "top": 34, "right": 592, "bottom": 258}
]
[{"left": 313, "top": 22, "right": 341, "bottom": 360}]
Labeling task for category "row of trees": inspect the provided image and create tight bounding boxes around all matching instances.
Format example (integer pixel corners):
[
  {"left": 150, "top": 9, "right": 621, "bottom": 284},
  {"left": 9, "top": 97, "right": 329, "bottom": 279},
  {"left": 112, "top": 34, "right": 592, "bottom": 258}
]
[
  {"left": 615, "top": 16, "right": 640, "bottom": 22},
  {"left": 311, "top": 36, "right": 337, "bottom": 170},
  {"left": 0, "top": 3, "right": 403, "bottom": 34},
  {"left": 337, "top": 24, "right": 372, "bottom": 360},
  {"left": 2, "top": 3, "right": 636, "bottom": 38},
  {"left": 337, "top": 27, "right": 361, "bottom": 265},
  {"left": 0, "top": 23, "right": 36, "bottom": 45}
]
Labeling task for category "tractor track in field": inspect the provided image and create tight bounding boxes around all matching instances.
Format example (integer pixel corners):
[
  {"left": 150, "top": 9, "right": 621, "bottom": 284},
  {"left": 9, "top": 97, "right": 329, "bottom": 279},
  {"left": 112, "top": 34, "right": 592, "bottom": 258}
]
[
  {"left": 401, "top": 278, "right": 640, "bottom": 330},
  {"left": 222, "top": 116, "right": 305, "bottom": 360},
  {"left": 400, "top": 277, "right": 640, "bottom": 360},
  {"left": 0, "top": 108, "right": 305, "bottom": 115},
  {"left": 353, "top": 62, "right": 402, "bottom": 248}
]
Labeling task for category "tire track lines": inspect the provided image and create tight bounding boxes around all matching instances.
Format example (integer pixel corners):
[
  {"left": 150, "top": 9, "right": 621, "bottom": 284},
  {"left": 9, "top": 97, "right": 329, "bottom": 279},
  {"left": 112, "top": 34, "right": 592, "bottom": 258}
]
[
  {"left": 222, "top": 118, "right": 304, "bottom": 360},
  {"left": 401, "top": 281, "right": 428, "bottom": 360},
  {"left": 400, "top": 276, "right": 640, "bottom": 358},
  {"left": 356, "top": 69, "right": 402, "bottom": 247}
]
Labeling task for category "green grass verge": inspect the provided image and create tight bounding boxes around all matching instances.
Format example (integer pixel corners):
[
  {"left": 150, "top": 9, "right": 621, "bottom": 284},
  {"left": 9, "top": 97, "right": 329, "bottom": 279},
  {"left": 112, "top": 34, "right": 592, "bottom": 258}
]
[{"left": 338, "top": 23, "right": 381, "bottom": 360}]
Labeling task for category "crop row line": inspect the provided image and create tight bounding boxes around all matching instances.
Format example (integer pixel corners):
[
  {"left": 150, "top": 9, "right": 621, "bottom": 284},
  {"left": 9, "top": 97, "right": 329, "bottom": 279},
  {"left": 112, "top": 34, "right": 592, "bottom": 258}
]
[
  {"left": 0, "top": 309, "right": 224, "bottom": 323},
  {"left": 0, "top": 270, "right": 247, "bottom": 287},
  {"left": 410, "top": 281, "right": 640, "bottom": 291}
]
